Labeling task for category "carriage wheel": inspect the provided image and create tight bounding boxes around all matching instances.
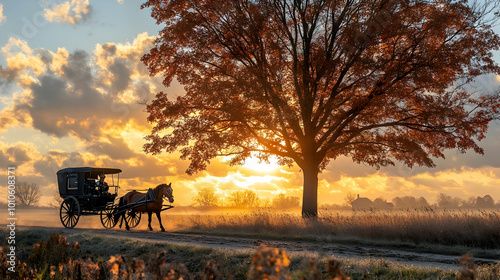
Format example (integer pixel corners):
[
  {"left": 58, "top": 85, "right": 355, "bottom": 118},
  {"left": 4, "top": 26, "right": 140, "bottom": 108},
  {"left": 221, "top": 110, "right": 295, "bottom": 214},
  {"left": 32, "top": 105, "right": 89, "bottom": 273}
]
[
  {"left": 60, "top": 196, "right": 80, "bottom": 229},
  {"left": 125, "top": 209, "right": 141, "bottom": 228},
  {"left": 100, "top": 205, "right": 118, "bottom": 229}
]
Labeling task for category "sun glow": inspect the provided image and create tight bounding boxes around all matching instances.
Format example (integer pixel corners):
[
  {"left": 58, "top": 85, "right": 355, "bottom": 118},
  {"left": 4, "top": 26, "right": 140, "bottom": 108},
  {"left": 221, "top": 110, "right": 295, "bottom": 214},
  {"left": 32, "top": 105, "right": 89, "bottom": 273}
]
[{"left": 242, "top": 156, "right": 280, "bottom": 173}]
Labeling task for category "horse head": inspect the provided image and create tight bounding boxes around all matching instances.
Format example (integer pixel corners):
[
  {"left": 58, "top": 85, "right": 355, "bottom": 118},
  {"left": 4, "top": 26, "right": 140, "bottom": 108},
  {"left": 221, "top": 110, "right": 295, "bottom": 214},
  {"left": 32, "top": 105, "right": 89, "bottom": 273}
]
[{"left": 162, "top": 183, "right": 174, "bottom": 203}]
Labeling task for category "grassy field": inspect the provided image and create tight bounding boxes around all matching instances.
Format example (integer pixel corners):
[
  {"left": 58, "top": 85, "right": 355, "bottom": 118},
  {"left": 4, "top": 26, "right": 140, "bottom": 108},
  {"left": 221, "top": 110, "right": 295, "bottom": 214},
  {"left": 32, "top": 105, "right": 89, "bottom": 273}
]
[
  {"left": 6, "top": 207, "right": 500, "bottom": 251},
  {"left": 3, "top": 227, "right": 497, "bottom": 280},
  {"left": 164, "top": 209, "right": 500, "bottom": 250}
]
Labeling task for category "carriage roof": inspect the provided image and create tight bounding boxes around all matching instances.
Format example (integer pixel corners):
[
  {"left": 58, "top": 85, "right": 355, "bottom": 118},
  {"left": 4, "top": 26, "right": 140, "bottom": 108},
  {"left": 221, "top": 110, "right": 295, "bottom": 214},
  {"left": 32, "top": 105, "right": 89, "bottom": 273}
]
[
  {"left": 57, "top": 167, "right": 121, "bottom": 197},
  {"left": 57, "top": 167, "right": 122, "bottom": 177}
]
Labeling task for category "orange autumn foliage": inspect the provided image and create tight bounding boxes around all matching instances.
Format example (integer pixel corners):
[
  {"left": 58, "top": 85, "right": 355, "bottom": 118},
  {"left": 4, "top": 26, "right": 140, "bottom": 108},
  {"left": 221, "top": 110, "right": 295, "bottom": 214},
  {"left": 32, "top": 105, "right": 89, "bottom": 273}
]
[{"left": 141, "top": 0, "right": 500, "bottom": 216}]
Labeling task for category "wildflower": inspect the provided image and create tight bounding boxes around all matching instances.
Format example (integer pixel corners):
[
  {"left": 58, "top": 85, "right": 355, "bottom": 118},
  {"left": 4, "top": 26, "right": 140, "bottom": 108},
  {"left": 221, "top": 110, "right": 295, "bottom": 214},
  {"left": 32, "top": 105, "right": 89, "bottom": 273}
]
[
  {"left": 459, "top": 254, "right": 476, "bottom": 280},
  {"left": 327, "top": 259, "right": 350, "bottom": 280},
  {"left": 248, "top": 245, "right": 291, "bottom": 280}
]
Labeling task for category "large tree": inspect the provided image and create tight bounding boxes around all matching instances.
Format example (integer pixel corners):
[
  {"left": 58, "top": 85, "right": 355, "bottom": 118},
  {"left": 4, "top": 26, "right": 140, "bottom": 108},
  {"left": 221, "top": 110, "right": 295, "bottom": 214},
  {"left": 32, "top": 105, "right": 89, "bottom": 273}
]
[{"left": 141, "top": 0, "right": 500, "bottom": 217}]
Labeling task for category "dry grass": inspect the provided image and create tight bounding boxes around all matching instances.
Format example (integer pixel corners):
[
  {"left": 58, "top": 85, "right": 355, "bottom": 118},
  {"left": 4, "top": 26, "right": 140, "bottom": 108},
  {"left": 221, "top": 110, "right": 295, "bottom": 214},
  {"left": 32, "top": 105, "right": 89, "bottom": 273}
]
[{"left": 165, "top": 209, "right": 500, "bottom": 249}]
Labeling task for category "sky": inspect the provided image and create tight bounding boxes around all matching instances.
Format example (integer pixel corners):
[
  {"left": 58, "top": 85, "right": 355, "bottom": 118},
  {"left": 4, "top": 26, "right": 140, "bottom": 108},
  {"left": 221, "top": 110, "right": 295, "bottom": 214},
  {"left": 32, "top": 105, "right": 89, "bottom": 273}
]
[{"left": 0, "top": 0, "right": 500, "bottom": 207}]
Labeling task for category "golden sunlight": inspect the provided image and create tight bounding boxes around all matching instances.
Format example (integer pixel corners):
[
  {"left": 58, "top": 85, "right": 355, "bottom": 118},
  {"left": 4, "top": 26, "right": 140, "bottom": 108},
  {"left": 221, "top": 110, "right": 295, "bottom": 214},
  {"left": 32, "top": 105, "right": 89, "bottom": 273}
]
[{"left": 242, "top": 156, "right": 280, "bottom": 173}]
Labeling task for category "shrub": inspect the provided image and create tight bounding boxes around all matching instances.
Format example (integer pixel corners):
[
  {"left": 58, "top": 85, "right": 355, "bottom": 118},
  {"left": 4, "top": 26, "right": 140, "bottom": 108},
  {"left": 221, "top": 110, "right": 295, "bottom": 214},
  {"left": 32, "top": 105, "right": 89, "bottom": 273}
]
[{"left": 27, "top": 232, "right": 81, "bottom": 270}]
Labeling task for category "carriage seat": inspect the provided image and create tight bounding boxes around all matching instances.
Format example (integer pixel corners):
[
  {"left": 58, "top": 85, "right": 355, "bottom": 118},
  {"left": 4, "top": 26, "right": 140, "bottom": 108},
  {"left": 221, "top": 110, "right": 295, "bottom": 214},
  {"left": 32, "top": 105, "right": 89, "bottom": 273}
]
[{"left": 85, "top": 180, "right": 98, "bottom": 196}]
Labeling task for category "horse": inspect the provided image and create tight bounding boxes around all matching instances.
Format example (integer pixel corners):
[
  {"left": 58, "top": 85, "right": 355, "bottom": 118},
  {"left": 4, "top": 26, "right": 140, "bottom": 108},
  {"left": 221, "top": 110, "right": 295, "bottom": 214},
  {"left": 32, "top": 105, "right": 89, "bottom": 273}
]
[{"left": 114, "top": 183, "right": 174, "bottom": 231}]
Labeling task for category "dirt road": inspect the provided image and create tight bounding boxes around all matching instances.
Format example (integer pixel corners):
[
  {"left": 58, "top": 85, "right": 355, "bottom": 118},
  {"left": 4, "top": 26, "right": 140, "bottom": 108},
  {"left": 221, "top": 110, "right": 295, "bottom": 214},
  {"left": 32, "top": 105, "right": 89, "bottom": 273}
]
[{"left": 18, "top": 225, "right": 499, "bottom": 270}]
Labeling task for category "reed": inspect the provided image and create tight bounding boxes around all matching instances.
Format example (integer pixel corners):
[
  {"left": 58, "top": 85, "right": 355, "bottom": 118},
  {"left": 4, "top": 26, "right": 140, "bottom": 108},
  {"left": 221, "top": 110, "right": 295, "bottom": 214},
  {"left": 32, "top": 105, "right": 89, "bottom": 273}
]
[{"left": 166, "top": 209, "right": 500, "bottom": 249}]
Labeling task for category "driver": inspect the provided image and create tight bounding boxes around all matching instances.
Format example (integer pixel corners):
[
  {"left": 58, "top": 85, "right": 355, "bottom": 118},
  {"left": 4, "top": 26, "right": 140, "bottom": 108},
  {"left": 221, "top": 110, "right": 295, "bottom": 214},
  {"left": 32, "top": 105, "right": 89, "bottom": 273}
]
[{"left": 97, "top": 174, "right": 109, "bottom": 193}]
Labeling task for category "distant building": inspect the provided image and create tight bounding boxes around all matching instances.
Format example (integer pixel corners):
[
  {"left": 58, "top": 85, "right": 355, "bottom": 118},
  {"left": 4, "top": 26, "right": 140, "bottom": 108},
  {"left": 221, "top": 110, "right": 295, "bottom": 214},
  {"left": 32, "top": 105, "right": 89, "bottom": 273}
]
[
  {"left": 351, "top": 194, "right": 374, "bottom": 210},
  {"left": 373, "top": 198, "right": 394, "bottom": 210},
  {"left": 351, "top": 195, "right": 394, "bottom": 210}
]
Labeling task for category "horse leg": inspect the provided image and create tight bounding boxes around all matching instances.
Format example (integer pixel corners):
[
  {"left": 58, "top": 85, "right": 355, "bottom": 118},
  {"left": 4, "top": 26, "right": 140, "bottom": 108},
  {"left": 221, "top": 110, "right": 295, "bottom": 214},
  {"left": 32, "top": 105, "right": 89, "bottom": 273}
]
[
  {"left": 115, "top": 197, "right": 124, "bottom": 228},
  {"left": 156, "top": 211, "right": 165, "bottom": 232},
  {"left": 117, "top": 212, "right": 128, "bottom": 230},
  {"left": 148, "top": 212, "right": 153, "bottom": 231},
  {"left": 124, "top": 214, "right": 130, "bottom": 231}
]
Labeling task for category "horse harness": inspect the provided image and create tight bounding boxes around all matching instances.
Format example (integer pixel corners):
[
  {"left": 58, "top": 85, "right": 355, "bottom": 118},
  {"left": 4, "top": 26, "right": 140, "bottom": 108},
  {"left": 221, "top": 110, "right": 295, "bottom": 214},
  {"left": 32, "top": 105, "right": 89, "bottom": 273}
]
[
  {"left": 146, "top": 188, "right": 157, "bottom": 202},
  {"left": 133, "top": 185, "right": 172, "bottom": 212}
]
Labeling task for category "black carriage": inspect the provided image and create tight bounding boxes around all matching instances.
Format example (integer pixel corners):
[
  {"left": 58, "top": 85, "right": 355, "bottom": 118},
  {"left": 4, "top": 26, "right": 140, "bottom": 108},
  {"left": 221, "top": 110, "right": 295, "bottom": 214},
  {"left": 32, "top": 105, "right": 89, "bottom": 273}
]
[
  {"left": 57, "top": 167, "right": 174, "bottom": 230},
  {"left": 57, "top": 167, "right": 121, "bottom": 229}
]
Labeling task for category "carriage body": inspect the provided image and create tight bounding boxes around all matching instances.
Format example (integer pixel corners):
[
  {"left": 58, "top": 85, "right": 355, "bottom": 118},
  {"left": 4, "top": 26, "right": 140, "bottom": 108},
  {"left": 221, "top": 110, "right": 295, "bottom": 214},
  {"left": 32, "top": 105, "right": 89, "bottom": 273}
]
[
  {"left": 57, "top": 167, "right": 121, "bottom": 228},
  {"left": 57, "top": 167, "right": 173, "bottom": 230}
]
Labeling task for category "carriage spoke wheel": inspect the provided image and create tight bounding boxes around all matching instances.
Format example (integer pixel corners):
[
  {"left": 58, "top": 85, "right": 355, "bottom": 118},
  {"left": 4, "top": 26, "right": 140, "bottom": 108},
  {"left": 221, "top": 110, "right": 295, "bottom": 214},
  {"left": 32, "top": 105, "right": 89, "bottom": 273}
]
[
  {"left": 100, "top": 205, "right": 118, "bottom": 229},
  {"left": 60, "top": 196, "right": 80, "bottom": 229},
  {"left": 125, "top": 209, "right": 141, "bottom": 228}
]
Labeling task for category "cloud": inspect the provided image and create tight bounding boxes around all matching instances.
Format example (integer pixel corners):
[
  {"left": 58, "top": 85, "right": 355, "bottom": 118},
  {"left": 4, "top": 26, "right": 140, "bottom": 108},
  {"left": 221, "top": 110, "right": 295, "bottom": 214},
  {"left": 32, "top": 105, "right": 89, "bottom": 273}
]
[
  {"left": 6, "top": 146, "right": 31, "bottom": 163},
  {"left": 0, "top": 141, "right": 46, "bottom": 188},
  {"left": 0, "top": 34, "right": 158, "bottom": 140},
  {"left": 0, "top": 38, "right": 68, "bottom": 91},
  {"left": 86, "top": 135, "right": 137, "bottom": 160},
  {"left": 1, "top": 38, "right": 46, "bottom": 78},
  {"left": 0, "top": 91, "right": 33, "bottom": 132},
  {"left": 33, "top": 149, "right": 86, "bottom": 180},
  {"left": 0, "top": 4, "right": 6, "bottom": 25},
  {"left": 0, "top": 33, "right": 191, "bottom": 205},
  {"left": 0, "top": 66, "right": 20, "bottom": 89},
  {"left": 44, "top": 0, "right": 91, "bottom": 25},
  {"left": 94, "top": 33, "right": 158, "bottom": 81}
]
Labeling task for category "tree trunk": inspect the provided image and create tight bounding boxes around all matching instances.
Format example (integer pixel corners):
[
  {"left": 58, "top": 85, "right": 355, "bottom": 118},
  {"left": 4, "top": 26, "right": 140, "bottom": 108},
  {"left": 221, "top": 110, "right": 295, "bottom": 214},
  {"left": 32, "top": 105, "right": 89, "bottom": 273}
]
[{"left": 301, "top": 164, "right": 319, "bottom": 218}]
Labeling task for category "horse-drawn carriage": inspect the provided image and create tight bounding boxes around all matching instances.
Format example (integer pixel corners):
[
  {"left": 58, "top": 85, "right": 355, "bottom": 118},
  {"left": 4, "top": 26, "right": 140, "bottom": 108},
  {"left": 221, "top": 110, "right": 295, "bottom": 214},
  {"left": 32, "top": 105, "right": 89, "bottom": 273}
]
[{"left": 57, "top": 167, "right": 174, "bottom": 230}]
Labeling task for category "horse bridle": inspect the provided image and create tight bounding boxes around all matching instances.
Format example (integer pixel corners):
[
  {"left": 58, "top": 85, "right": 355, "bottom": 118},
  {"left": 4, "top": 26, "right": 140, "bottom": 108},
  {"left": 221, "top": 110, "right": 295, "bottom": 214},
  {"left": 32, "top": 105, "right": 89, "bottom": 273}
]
[{"left": 163, "top": 184, "right": 174, "bottom": 202}]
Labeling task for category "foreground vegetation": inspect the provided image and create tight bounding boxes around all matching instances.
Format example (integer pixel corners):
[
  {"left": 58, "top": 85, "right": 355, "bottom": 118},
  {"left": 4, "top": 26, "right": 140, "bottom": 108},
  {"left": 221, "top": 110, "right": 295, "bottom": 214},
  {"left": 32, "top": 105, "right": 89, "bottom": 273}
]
[
  {"left": 165, "top": 210, "right": 500, "bottom": 251},
  {"left": 2, "top": 228, "right": 499, "bottom": 279}
]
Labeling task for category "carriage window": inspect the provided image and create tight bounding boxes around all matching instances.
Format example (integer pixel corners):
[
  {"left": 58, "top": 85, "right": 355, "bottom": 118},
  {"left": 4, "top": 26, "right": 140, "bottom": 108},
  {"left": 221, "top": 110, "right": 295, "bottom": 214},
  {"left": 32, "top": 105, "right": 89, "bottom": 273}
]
[{"left": 67, "top": 174, "right": 78, "bottom": 190}]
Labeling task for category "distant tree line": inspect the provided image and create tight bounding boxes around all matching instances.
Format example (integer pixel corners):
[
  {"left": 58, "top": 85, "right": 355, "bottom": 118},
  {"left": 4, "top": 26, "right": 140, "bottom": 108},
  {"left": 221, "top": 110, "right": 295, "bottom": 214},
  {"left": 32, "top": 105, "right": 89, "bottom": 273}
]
[
  {"left": 322, "top": 192, "right": 500, "bottom": 211},
  {"left": 192, "top": 188, "right": 300, "bottom": 209},
  {"left": 436, "top": 193, "right": 496, "bottom": 209},
  {"left": 392, "top": 196, "right": 430, "bottom": 209},
  {"left": 192, "top": 187, "right": 499, "bottom": 211},
  {"left": 392, "top": 193, "right": 497, "bottom": 209}
]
